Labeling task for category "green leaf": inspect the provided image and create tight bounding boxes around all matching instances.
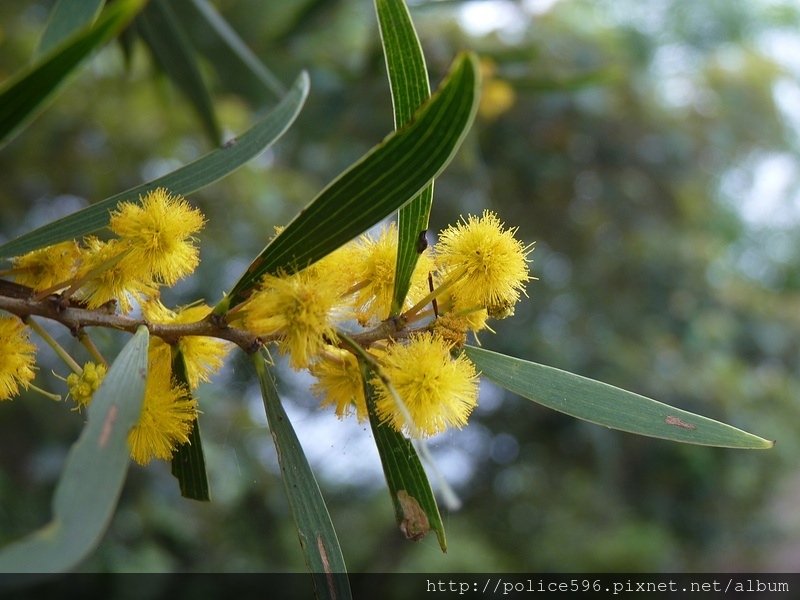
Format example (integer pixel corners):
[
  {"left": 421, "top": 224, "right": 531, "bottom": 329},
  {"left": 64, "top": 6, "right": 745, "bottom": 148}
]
[
  {"left": 0, "top": 327, "right": 149, "bottom": 574},
  {"left": 0, "top": 71, "right": 309, "bottom": 259},
  {"left": 35, "top": 0, "right": 105, "bottom": 58},
  {"left": 170, "top": 416, "right": 208, "bottom": 502},
  {"left": 252, "top": 352, "right": 351, "bottom": 599},
  {"left": 375, "top": 0, "right": 436, "bottom": 317},
  {"left": 360, "top": 361, "right": 447, "bottom": 551},
  {"left": 223, "top": 51, "right": 480, "bottom": 309},
  {"left": 0, "top": 0, "right": 145, "bottom": 149},
  {"left": 464, "top": 346, "right": 775, "bottom": 449},
  {"left": 136, "top": 0, "right": 221, "bottom": 145},
  {"left": 180, "top": 0, "right": 285, "bottom": 102},
  {"left": 170, "top": 350, "right": 210, "bottom": 502}
]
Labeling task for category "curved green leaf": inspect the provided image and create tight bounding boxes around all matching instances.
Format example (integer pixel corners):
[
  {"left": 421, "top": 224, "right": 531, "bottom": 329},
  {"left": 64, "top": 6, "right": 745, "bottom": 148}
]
[
  {"left": 0, "top": 71, "right": 309, "bottom": 259},
  {"left": 0, "top": 327, "right": 149, "bottom": 574},
  {"left": 0, "top": 0, "right": 145, "bottom": 149},
  {"left": 375, "top": 0, "right": 436, "bottom": 317},
  {"left": 360, "top": 361, "right": 446, "bottom": 551},
  {"left": 136, "top": 0, "right": 221, "bottom": 144},
  {"left": 223, "top": 51, "right": 480, "bottom": 309},
  {"left": 183, "top": 0, "right": 285, "bottom": 101},
  {"left": 465, "top": 345, "right": 774, "bottom": 449},
  {"left": 35, "top": 0, "right": 105, "bottom": 58},
  {"left": 170, "top": 349, "right": 209, "bottom": 502},
  {"left": 252, "top": 352, "right": 351, "bottom": 599}
]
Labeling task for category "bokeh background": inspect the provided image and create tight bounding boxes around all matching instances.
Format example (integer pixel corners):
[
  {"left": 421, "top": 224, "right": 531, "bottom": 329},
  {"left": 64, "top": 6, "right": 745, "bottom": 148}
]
[{"left": 2, "top": 0, "right": 800, "bottom": 572}]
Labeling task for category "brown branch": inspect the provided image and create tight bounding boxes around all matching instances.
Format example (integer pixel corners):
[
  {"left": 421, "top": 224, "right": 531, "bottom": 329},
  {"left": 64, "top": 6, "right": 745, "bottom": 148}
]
[
  {"left": 0, "top": 280, "right": 428, "bottom": 356},
  {"left": 0, "top": 285, "right": 262, "bottom": 353}
]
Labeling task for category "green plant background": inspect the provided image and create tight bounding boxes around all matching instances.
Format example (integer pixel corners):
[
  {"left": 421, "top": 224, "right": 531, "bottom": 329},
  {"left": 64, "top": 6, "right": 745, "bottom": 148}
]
[{"left": 1, "top": 0, "right": 798, "bottom": 572}]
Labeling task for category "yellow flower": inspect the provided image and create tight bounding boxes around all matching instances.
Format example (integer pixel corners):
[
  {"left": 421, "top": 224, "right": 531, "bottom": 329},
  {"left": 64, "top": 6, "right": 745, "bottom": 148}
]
[
  {"left": 0, "top": 315, "right": 37, "bottom": 400},
  {"left": 242, "top": 269, "right": 339, "bottom": 369},
  {"left": 142, "top": 299, "right": 231, "bottom": 389},
  {"left": 479, "top": 79, "right": 516, "bottom": 121},
  {"left": 430, "top": 308, "right": 492, "bottom": 347},
  {"left": 310, "top": 349, "right": 367, "bottom": 421},
  {"left": 346, "top": 223, "right": 435, "bottom": 325},
  {"left": 74, "top": 237, "right": 157, "bottom": 313},
  {"left": 434, "top": 288, "right": 491, "bottom": 335},
  {"left": 372, "top": 332, "right": 479, "bottom": 437},
  {"left": 478, "top": 58, "right": 516, "bottom": 121},
  {"left": 10, "top": 240, "right": 81, "bottom": 292},
  {"left": 312, "top": 241, "right": 361, "bottom": 299},
  {"left": 435, "top": 210, "right": 532, "bottom": 315},
  {"left": 109, "top": 187, "right": 205, "bottom": 286},
  {"left": 66, "top": 362, "right": 107, "bottom": 410},
  {"left": 128, "top": 360, "right": 197, "bottom": 466}
]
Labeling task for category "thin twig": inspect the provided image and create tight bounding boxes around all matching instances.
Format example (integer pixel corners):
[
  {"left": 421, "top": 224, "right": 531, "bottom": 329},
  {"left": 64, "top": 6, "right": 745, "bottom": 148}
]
[
  {"left": 24, "top": 317, "right": 83, "bottom": 375},
  {"left": 78, "top": 330, "right": 108, "bottom": 367}
]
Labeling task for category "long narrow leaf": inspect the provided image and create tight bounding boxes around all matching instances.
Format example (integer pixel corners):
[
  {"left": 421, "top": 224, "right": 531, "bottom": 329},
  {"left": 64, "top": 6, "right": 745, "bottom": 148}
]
[
  {"left": 375, "top": 0, "right": 436, "bottom": 316},
  {"left": 0, "top": 327, "right": 149, "bottom": 574},
  {"left": 0, "top": 71, "right": 309, "bottom": 259},
  {"left": 252, "top": 353, "right": 351, "bottom": 600},
  {"left": 170, "top": 349, "right": 210, "bottom": 501},
  {"left": 465, "top": 346, "right": 774, "bottom": 449},
  {"left": 136, "top": 0, "right": 221, "bottom": 144},
  {"left": 360, "top": 361, "right": 447, "bottom": 551},
  {"left": 35, "top": 0, "right": 105, "bottom": 58},
  {"left": 0, "top": 0, "right": 145, "bottom": 149},
  {"left": 223, "top": 51, "right": 480, "bottom": 309},
  {"left": 183, "top": 0, "right": 285, "bottom": 100}
]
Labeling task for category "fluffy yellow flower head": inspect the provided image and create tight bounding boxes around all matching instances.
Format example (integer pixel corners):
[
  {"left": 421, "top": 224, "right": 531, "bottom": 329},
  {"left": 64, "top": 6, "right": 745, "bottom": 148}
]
[
  {"left": 128, "top": 360, "right": 197, "bottom": 466},
  {"left": 143, "top": 299, "right": 232, "bottom": 389},
  {"left": 310, "top": 349, "right": 368, "bottom": 421},
  {"left": 10, "top": 240, "right": 81, "bottom": 292},
  {"left": 0, "top": 316, "right": 37, "bottom": 401},
  {"left": 109, "top": 187, "right": 205, "bottom": 286},
  {"left": 479, "top": 56, "right": 516, "bottom": 121},
  {"left": 74, "top": 237, "right": 157, "bottom": 313},
  {"left": 372, "top": 332, "right": 479, "bottom": 437},
  {"left": 243, "top": 269, "right": 339, "bottom": 369},
  {"left": 346, "top": 223, "right": 435, "bottom": 325},
  {"left": 312, "top": 242, "right": 361, "bottom": 299},
  {"left": 66, "top": 362, "right": 107, "bottom": 410},
  {"left": 436, "top": 210, "right": 532, "bottom": 315}
]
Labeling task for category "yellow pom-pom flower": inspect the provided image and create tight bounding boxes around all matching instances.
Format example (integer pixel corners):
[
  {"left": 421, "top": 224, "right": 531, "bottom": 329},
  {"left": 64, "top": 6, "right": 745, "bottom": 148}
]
[
  {"left": 74, "top": 237, "right": 157, "bottom": 313},
  {"left": 479, "top": 79, "right": 516, "bottom": 121},
  {"left": 312, "top": 242, "right": 361, "bottom": 299},
  {"left": 346, "top": 223, "right": 435, "bottom": 325},
  {"left": 128, "top": 360, "right": 197, "bottom": 466},
  {"left": 66, "top": 362, "right": 107, "bottom": 410},
  {"left": 310, "top": 349, "right": 368, "bottom": 421},
  {"left": 435, "top": 210, "right": 532, "bottom": 315},
  {"left": 372, "top": 332, "right": 479, "bottom": 437},
  {"left": 242, "top": 269, "right": 340, "bottom": 369},
  {"left": 109, "top": 187, "right": 205, "bottom": 286},
  {"left": 143, "top": 299, "right": 232, "bottom": 389},
  {"left": 10, "top": 240, "right": 81, "bottom": 292},
  {"left": 0, "top": 316, "right": 37, "bottom": 401}
]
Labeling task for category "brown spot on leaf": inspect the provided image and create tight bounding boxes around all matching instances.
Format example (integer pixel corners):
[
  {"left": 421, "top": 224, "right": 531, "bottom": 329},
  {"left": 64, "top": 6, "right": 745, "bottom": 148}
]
[
  {"left": 397, "top": 490, "right": 430, "bottom": 541},
  {"left": 99, "top": 405, "right": 118, "bottom": 448},
  {"left": 317, "top": 534, "right": 331, "bottom": 572},
  {"left": 665, "top": 415, "right": 696, "bottom": 430},
  {"left": 317, "top": 535, "right": 337, "bottom": 598}
]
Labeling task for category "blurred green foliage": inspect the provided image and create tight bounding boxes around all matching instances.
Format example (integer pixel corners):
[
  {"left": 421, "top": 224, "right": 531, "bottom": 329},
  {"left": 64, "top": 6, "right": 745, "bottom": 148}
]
[{"left": 2, "top": 0, "right": 800, "bottom": 572}]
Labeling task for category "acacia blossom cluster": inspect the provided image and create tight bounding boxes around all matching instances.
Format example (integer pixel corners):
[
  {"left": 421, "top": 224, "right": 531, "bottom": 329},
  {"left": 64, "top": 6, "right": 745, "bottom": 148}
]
[
  {"left": 234, "top": 210, "right": 533, "bottom": 438},
  {"left": 3, "top": 188, "right": 230, "bottom": 465},
  {"left": 1, "top": 185, "right": 532, "bottom": 465}
]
